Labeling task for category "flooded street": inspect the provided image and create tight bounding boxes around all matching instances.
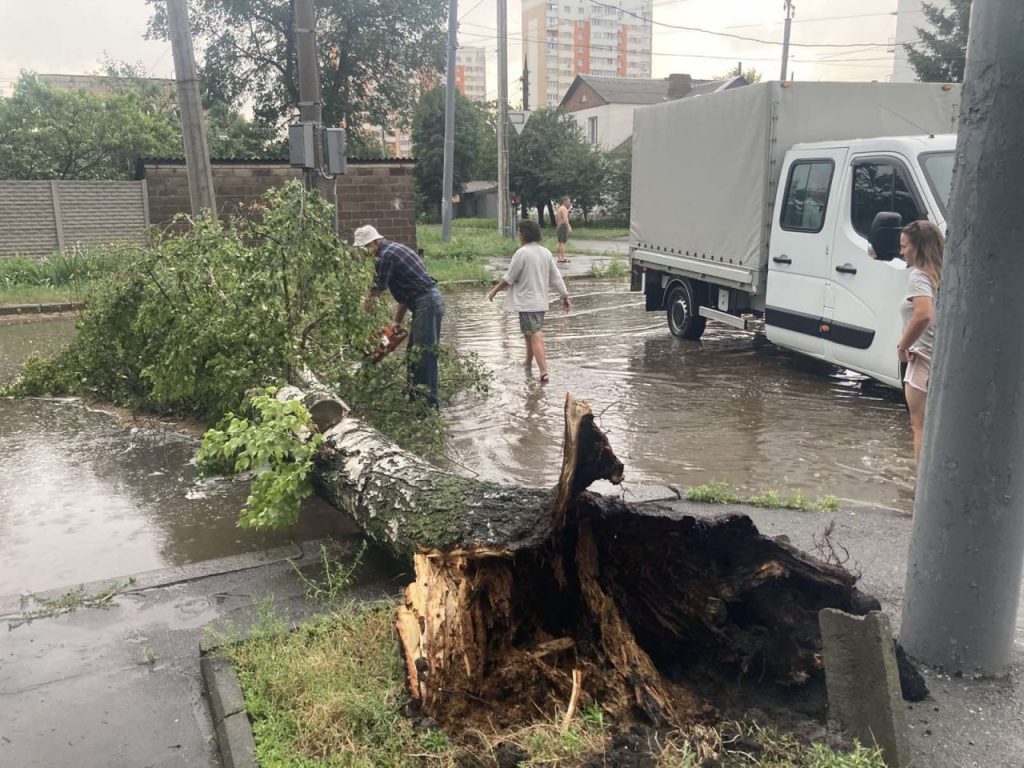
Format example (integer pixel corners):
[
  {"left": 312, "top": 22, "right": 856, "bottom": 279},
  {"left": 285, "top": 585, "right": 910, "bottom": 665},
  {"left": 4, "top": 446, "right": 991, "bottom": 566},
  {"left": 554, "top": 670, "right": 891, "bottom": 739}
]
[
  {"left": 444, "top": 281, "right": 917, "bottom": 511},
  {"left": 0, "top": 282, "right": 915, "bottom": 594},
  {"left": 0, "top": 318, "right": 350, "bottom": 596}
]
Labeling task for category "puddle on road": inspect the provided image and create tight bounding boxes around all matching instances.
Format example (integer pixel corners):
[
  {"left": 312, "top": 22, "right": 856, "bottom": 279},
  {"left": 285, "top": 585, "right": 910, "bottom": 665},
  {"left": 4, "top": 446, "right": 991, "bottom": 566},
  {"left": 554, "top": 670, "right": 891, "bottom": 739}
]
[
  {"left": 443, "top": 281, "right": 916, "bottom": 512},
  {"left": 0, "top": 317, "right": 353, "bottom": 596},
  {"left": 0, "top": 286, "right": 916, "bottom": 595}
]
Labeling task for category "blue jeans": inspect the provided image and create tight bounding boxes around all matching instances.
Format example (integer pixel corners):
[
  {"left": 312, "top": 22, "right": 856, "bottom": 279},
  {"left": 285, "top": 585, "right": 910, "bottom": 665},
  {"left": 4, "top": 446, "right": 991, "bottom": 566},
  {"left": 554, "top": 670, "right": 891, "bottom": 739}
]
[{"left": 408, "top": 287, "right": 445, "bottom": 407}]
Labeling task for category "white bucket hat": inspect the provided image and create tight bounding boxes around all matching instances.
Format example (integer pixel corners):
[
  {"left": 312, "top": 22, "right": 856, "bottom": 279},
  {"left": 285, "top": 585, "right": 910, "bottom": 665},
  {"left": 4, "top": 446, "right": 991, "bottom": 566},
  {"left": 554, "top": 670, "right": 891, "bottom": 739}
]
[{"left": 353, "top": 224, "right": 383, "bottom": 247}]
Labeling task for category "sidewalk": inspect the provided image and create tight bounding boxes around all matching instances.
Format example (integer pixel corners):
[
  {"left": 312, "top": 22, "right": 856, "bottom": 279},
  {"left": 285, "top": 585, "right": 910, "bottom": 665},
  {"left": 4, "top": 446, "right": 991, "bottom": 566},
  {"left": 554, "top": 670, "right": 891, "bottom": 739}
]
[
  {"left": 1, "top": 497, "right": 1020, "bottom": 768},
  {"left": 0, "top": 539, "right": 399, "bottom": 768}
]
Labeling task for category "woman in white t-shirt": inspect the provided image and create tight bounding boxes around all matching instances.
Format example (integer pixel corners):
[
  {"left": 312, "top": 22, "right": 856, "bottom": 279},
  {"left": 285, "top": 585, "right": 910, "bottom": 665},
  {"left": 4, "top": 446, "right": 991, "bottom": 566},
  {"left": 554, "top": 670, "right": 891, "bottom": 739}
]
[
  {"left": 896, "top": 219, "right": 944, "bottom": 464},
  {"left": 487, "top": 219, "right": 572, "bottom": 383}
]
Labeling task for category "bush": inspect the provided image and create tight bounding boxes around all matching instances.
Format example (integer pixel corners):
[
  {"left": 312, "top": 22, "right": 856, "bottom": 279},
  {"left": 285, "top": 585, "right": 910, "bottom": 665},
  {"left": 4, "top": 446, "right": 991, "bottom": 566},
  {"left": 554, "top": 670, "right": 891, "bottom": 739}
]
[{"left": 7, "top": 182, "right": 489, "bottom": 456}]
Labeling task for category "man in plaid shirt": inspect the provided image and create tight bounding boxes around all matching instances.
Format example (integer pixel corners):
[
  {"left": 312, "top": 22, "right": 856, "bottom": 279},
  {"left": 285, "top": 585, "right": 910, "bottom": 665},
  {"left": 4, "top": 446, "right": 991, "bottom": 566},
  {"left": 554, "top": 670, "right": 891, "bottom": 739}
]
[{"left": 357, "top": 225, "right": 445, "bottom": 407}]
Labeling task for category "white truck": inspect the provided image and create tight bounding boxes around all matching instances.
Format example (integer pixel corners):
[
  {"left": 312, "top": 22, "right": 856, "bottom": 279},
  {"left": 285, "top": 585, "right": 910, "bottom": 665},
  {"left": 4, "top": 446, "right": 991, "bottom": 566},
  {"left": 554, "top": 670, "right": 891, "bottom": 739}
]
[{"left": 628, "top": 81, "right": 960, "bottom": 387}]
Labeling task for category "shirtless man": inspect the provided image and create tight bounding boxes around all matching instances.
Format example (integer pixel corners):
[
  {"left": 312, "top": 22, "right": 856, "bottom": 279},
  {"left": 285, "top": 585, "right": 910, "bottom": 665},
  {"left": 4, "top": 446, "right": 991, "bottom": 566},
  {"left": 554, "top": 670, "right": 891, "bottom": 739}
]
[{"left": 554, "top": 196, "right": 572, "bottom": 263}]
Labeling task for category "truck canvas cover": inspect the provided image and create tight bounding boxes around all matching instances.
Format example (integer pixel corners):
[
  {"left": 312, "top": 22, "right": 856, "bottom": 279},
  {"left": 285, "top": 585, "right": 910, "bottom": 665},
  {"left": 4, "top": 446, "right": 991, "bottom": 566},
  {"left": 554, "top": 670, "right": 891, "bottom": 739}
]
[{"left": 629, "top": 81, "right": 960, "bottom": 292}]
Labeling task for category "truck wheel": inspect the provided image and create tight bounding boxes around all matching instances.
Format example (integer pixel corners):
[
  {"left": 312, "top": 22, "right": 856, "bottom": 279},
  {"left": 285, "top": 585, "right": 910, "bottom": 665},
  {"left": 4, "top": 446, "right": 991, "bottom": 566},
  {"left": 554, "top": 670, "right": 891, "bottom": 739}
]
[{"left": 666, "top": 281, "right": 707, "bottom": 340}]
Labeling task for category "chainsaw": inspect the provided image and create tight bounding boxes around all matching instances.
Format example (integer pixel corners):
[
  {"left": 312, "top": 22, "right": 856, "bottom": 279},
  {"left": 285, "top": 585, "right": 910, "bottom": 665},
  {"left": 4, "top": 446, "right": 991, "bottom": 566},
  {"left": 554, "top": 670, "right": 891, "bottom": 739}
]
[{"left": 370, "top": 325, "right": 408, "bottom": 363}]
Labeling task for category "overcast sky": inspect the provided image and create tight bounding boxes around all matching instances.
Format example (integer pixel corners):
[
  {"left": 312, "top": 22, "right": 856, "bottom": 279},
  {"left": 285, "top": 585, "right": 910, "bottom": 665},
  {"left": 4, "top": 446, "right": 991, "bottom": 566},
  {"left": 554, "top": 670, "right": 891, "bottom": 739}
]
[{"left": 0, "top": 0, "right": 909, "bottom": 101}]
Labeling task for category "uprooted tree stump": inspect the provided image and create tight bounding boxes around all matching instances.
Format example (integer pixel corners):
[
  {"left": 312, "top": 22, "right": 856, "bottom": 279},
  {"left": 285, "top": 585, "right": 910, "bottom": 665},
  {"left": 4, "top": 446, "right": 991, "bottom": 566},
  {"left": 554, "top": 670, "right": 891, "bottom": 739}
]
[{"left": 287, "top": 387, "right": 879, "bottom": 733}]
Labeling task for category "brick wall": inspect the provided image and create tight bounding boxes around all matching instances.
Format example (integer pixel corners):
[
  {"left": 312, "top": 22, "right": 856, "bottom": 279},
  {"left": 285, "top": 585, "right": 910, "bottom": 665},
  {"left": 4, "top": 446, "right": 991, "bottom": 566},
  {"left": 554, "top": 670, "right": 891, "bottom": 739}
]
[
  {"left": 141, "top": 159, "right": 418, "bottom": 249},
  {"left": 0, "top": 180, "right": 148, "bottom": 257}
]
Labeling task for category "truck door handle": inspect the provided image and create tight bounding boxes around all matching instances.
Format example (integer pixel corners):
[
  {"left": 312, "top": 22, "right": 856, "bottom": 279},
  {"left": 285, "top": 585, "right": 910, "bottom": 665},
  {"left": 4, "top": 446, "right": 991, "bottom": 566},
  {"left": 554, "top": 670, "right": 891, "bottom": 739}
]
[
  {"left": 835, "top": 264, "right": 858, "bottom": 275},
  {"left": 773, "top": 255, "right": 792, "bottom": 265}
]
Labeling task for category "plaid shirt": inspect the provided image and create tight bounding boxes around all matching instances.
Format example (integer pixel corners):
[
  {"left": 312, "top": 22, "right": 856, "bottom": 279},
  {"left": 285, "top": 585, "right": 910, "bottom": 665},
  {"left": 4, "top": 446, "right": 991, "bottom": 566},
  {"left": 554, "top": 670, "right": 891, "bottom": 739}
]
[{"left": 372, "top": 239, "right": 436, "bottom": 306}]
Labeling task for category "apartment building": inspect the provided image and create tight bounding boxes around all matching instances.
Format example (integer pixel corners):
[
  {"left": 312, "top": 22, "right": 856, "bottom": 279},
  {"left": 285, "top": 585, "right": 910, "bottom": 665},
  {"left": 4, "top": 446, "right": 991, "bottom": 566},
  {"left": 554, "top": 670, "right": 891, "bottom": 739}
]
[
  {"left": 455, "top": 46, "right": 487, "bottom": 102},
  {"left": 522, "top": 0, "right": 653, "bottom": 108}
]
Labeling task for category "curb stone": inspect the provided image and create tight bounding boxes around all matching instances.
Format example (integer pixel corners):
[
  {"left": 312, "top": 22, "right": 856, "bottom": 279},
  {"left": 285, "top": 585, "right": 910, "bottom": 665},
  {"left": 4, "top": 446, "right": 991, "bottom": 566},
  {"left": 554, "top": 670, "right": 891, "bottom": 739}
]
[
  {"left": 0, "top": 302, "right": 84, "bottom": 316},
  {"left": 202, "top": 650, "right": 258, "bottom": 768}
]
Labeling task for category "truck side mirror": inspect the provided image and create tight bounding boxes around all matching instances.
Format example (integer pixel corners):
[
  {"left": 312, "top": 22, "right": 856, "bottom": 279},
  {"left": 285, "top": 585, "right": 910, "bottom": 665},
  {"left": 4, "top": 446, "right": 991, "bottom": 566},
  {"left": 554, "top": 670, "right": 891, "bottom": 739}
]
[{"left": 868, "top": 212, "right": 902, "bottom": 262}]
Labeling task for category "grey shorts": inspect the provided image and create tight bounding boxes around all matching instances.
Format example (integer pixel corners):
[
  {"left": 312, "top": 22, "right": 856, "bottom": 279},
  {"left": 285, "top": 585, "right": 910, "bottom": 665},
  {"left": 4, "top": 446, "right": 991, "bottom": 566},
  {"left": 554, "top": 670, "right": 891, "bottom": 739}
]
[
  {"left": 519, "top": 311, "right": 545, "bottom": 335},
  {"left": 557, "top": 224, "right": 569, "bottom": 244}
]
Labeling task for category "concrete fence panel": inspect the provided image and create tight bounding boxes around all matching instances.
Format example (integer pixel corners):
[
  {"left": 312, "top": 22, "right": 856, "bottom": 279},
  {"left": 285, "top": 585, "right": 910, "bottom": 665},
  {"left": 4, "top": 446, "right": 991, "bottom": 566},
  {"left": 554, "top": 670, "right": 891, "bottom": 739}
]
[{"left": 0, "top": 180, "right": 149, "bottom": 257}]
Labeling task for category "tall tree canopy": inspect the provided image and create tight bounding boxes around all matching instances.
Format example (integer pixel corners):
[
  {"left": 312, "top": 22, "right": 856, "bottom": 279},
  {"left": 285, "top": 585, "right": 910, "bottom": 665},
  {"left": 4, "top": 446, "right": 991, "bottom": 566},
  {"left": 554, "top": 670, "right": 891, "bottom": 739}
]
[
  {"left": 411, "top": 86, "right": 483, "bottom": 212},
  {"left": 905, "top": 0, "right": 971, "bottom": 83},
  {"left": 0, "top": 73, "right": 181, "bottom": 180},
  {"left": 146, "top": 0, "right": 447, "bottom": 132}
]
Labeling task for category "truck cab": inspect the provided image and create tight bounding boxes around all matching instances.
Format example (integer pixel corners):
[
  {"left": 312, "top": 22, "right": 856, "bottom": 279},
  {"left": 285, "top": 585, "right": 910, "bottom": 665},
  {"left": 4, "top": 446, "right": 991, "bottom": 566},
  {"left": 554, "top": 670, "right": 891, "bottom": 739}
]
[{"left": 766, "top": 135, "right": 953, "bottom": 387}]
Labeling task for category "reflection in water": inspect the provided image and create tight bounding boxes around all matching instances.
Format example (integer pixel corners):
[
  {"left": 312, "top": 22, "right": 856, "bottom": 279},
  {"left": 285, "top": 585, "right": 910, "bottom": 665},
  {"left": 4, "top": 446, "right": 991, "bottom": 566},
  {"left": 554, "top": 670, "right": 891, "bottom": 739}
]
[
  {"left": 0, "top": 286, "right": 915, "bottom": 595},
  {"left": 444, "top": 282, "right": 916, "bottom": 511},
  {"left": 0, "top": 318, "right": 352, "bottom": 595}
]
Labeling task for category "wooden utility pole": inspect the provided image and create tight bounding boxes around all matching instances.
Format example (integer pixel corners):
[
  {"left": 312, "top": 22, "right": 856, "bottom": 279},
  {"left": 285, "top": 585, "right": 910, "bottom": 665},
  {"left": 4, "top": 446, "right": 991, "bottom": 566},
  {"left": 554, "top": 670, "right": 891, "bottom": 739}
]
[
  {"left": 294, "top": 0, "right": 323, "bottom": 190},
  {"left": 901, "top": 0, "right": 1024, "bottom": 676},
  {"left": 441, "top": 0, "right": 458, "bottom": 242},
  {"left": 496, "top": 0, "right": 512, "bottom": 238},
  {"left": 166, "top": 0, "right": 216, "bottom": 216}
]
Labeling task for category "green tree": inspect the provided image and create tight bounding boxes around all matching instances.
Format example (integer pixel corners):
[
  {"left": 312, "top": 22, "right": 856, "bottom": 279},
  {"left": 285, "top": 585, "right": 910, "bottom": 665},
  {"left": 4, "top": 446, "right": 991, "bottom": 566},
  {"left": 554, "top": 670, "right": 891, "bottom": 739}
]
[
  {"left": 905, "top": 0, "right": 971, "bottom": 83},
  {"left": 146, "top": 0, "right": 446, "bottom": 132},
  {"left": 472, "top": 100, "right": 498, "bottom": 181},
  {"left": 0, "top": 72, "right": 181, "bottom": 180},
  {"left": 509, "top": 108, "right": 581, "bottom": 225},
  {"left": 206, "top": 103, "right": 287, "bottom": 159},
  {"left": 549, "top": 140, "right": 605, "bottom": 223},
  {"left": 601, "top": 144, "right": 632, "bottom": 223},
  {"left": 411, "top": 86, "right": 483, "bottom": 213},
  {"left": 713, "top": 63, "right": 762, "bottom": 83}
]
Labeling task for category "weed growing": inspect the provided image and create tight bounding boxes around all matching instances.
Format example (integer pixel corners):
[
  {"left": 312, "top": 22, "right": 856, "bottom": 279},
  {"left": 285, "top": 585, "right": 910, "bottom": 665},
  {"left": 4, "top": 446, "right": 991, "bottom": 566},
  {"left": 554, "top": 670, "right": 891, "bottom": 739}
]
[
  {"left": 686, "top": 482, "right": 839, "bottom": 512},
  {"left": 9, "top": 577, "right": 135, "bottom": 630},
  {"left": 289, "top": 541, "right": 367, "bottom": 606}
]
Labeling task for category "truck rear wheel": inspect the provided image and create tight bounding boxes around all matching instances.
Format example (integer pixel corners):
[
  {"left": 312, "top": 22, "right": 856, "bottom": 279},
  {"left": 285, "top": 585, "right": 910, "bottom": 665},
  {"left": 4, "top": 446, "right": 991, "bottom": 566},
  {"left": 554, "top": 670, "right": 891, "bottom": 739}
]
[{"left": 666, "top": 280, "right": 707, "bottom": 340}]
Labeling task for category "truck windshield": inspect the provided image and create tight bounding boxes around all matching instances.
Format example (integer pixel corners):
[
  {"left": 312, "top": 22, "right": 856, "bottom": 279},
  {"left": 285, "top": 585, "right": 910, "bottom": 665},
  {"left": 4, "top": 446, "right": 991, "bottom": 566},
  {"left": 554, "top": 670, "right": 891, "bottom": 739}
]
[{"left": 920, "top": 151, "right": 954, "bottom": 217}]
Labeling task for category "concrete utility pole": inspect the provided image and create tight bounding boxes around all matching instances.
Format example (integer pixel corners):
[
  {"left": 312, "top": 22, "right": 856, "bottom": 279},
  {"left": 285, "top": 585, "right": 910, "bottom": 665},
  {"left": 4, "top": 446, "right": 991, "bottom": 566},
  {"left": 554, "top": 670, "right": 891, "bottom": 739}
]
[
  {"left": 496, "top": 0, "right": 512, "bottom": 239},
  {"left": 523, "top": 57, "right": 530, "bottom": 111},
  {"left": 901, "top": 0, "right": 1024, "bottom": 676},
  {"left": 294, "top": 0, "right": 323, "bottom": 190},
  {"left": 780, "top": 0, "right": 794, "bottom": 82},
  {"left": 441, "top": 0, "right": 458, "bottom": 242},
  {"left": 166, "top": 0, "right": 216, "bottom": 216}
]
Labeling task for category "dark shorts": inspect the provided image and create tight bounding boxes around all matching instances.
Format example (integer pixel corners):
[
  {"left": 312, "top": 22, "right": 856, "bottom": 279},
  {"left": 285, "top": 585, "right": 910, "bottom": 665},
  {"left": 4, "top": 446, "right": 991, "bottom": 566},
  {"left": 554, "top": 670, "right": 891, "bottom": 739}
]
[
  {"left": 519, "top": 311, "right": 545, "bottom": 335},
  {"left": 557, "top": 224, "right": 569, "bottom": 244}
]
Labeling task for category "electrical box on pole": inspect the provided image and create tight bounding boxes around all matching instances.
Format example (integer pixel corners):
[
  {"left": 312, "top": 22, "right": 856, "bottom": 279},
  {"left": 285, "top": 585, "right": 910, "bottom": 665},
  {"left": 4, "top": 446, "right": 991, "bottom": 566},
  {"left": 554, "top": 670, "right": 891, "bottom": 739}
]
[
  {"left": 289, "top": 123, "right": 317, "bottom": 169},
  {"left": 324, "top": 128, "right": 347, "bottom": 175}
]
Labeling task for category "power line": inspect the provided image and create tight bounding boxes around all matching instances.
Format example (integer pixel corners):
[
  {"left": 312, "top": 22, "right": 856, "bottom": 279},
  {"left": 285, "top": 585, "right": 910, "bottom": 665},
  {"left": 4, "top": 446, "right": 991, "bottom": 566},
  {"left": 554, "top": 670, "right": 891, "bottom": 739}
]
[
  {"left": 726, "top": 11, "right": 899, "bottom": 30},
  {"left": 587, "top": 0, "right": 894, "bottom": 48},
  {"left": 458, "top": 25, "right": 899, "bottom": 66}
]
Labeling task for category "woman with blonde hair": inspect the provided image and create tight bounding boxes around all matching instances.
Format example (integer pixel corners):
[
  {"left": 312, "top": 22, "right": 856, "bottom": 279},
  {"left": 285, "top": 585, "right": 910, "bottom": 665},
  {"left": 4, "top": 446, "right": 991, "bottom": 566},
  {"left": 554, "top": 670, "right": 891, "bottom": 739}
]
[{"left": 896, "top": 219, "right": 944, "bottom": 464}]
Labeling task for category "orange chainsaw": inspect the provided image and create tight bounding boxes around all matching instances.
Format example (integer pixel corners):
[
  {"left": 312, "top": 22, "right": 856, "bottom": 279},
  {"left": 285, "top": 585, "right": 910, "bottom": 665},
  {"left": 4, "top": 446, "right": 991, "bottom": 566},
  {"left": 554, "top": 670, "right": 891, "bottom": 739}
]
[{"left": 370, "top": 325, "right": 408, "bottom": 363}]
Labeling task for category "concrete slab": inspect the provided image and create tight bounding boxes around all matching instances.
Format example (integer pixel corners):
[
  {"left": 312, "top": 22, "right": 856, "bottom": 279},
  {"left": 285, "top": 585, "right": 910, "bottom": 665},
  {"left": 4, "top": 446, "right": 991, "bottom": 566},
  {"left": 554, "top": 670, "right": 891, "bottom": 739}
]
[
  {"left": 820, "top": 609, "right": 911, "bottom": 768},
  {"left": 0, "top": 539, "right": 401, "bottom": 768}
]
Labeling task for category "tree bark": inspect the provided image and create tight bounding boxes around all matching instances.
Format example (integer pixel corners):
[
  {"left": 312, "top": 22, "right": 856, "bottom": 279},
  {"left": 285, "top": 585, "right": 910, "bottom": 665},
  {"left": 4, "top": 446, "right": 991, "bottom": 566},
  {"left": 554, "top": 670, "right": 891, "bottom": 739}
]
[{"left": 291, "top": 388, "right": 876, "bottom": 733}]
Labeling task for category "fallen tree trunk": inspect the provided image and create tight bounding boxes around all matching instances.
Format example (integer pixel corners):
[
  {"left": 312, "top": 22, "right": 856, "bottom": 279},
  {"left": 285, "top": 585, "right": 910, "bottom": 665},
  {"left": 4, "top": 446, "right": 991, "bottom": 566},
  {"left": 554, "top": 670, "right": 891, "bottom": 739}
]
[{"left": 292, "top": 387, "right": 877, "bottom": 732}]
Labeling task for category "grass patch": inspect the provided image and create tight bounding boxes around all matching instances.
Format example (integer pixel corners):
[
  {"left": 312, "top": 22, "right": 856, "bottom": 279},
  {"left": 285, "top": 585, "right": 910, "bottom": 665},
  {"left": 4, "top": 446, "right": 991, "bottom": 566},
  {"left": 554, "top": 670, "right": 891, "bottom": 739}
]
[
  {"left": 223, "top": 601, "right": 885, "bottom": 767},
  {"left": 686, "top": 482, "right": 839, "bottom": 512},
  {"left": 417, "top": 223, "right": 517, "bottom": 261},
  {"left": 0, "top": 285, "right": 83, "bottom": 305},
  {"left": 587, "top": 257, "right": 630, "bottom": 278},
  {"left": 0, "top": 245, "right": 131, "bottom": 306},
  {"left": 568, "top": 225, "right": 629, "bottom": 240}
]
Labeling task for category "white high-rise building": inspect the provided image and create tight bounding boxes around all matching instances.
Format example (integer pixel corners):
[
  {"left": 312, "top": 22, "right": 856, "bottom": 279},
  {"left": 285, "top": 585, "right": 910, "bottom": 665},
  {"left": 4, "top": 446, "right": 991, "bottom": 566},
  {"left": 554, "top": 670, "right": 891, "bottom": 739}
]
[
  {"left": 455, "top": 46, "right": 487, "bottom": 102},
  {"left": 522, "top": 0, "right": 653, "bottom": 108}
]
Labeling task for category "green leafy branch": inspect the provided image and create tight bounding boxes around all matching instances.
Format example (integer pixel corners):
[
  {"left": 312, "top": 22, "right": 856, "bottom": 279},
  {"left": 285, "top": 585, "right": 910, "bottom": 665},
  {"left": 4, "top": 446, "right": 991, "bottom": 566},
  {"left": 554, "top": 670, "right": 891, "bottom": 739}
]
[{"left": 196, "top": 387, "right": 323, "bottom": 530}]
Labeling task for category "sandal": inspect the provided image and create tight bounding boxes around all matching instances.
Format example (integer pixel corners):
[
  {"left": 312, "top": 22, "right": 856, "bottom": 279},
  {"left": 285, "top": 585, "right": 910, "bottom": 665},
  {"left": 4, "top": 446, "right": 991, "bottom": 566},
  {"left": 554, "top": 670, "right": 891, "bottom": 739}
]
[{"left": 539, "top": 372, "right": 550, "bottom": 383}]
